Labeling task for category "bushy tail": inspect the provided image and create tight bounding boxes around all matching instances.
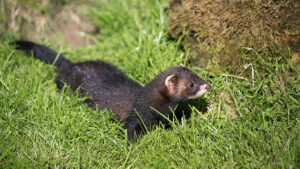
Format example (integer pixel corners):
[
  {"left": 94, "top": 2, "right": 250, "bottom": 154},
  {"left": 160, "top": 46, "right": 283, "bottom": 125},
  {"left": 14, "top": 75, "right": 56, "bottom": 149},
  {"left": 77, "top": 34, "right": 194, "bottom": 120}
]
[{"left": 12, "top": 40, "right": 74, "bottom": 71}]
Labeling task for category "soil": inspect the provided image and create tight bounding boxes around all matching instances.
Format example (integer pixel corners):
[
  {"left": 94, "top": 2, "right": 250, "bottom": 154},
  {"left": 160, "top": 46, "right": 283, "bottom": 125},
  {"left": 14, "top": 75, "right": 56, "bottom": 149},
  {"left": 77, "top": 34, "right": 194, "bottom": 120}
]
[
  {"left": 1, "top": 1, "right": 98, "bottom": 47},
  {"left": 47, "top": 6, "right": 98, "bottom": 47}
]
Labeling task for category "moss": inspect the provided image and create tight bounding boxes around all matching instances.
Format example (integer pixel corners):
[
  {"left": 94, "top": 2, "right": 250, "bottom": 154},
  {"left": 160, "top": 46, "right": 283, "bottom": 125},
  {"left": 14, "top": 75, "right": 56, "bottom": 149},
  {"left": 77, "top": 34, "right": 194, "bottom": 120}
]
[{"left": 168, "top": 0, "right": 300, "bottom": 72}]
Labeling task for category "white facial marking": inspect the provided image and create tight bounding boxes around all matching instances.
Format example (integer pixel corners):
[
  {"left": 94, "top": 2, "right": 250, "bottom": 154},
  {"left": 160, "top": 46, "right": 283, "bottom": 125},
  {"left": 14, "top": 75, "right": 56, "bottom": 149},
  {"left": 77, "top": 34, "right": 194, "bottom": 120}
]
[{"left": 188, "top": 84, "right": 210, "bottom": 99}]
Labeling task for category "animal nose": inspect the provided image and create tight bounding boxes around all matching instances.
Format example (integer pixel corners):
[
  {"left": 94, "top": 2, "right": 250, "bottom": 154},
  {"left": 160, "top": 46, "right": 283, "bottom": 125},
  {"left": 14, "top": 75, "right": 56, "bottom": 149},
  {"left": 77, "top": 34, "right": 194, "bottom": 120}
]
[{"left": 205, "top": 83, "right": 211, "bottom": 90}]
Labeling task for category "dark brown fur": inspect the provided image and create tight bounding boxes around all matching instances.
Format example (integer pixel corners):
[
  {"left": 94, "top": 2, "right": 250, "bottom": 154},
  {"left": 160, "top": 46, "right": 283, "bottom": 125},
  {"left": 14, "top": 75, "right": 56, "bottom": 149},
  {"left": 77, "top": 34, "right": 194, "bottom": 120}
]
[{"left": 13, "top": 40, "right": 211, "bottom": 142}]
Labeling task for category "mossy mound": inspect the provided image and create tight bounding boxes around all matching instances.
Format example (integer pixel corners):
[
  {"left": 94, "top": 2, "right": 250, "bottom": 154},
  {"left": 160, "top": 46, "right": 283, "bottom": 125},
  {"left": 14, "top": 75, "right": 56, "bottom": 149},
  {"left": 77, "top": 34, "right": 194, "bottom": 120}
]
[{"left": 168, "top": 0, "right": 300, "bottom": 72}]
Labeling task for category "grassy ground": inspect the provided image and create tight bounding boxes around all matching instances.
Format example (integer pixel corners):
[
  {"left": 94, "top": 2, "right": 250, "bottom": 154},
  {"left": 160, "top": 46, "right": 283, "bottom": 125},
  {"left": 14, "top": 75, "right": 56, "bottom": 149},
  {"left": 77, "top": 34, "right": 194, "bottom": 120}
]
[{"left": 1, "top": 0, "right": 299, "bottom": 168}]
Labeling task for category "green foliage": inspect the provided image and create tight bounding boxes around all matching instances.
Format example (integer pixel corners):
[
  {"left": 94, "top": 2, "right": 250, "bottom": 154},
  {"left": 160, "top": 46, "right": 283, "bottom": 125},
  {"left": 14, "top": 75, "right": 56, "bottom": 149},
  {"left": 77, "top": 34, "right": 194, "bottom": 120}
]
[{"left": 0, "top": 0, "right": 299, "bottom": 168}]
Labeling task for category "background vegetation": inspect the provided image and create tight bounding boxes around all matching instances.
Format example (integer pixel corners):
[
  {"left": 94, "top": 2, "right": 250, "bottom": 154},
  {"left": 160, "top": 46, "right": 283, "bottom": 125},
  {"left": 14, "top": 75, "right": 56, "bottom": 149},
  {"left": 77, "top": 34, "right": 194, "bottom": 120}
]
[
  {"left": 168, "top": 0, "right": 300, "bottom": 72},
  {"left": 0, "top": 0, "right": 299, "bottom": 168}
]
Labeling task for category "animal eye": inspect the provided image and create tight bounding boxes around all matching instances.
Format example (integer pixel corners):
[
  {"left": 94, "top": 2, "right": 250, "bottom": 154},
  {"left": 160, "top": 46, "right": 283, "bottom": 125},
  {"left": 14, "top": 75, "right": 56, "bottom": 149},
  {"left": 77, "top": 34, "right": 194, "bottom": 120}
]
[{"left": 189, "top": 82, "right": 194, "bottom": 88}]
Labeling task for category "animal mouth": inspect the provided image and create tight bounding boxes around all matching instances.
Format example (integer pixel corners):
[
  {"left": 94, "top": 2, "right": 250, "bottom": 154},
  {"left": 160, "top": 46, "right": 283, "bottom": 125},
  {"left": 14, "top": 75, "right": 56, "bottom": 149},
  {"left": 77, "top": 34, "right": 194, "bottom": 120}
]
[{"left": 188, "top": 83, "right": 211, "bottom": 99}]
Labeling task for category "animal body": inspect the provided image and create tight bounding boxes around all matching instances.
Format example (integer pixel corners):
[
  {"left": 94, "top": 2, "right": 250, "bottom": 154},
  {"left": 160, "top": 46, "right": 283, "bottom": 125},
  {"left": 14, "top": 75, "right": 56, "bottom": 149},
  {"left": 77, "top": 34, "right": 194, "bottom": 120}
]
[{"left": 13, "top": 40, "right": 211, "bottom": 141}]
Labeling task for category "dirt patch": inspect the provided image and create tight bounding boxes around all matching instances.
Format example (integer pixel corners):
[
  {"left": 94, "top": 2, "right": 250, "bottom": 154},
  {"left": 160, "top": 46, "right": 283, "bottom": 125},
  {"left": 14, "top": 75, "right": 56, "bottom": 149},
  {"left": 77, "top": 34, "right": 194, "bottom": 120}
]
[
  {"left": 168, "top": 0, "right": 300, "bottom": 72},
  {"left": 1, "top": 0, "right": 98, "bottom": 47},
  {"left": 48, "top": 6, "right": 98, "bottom": 47}
]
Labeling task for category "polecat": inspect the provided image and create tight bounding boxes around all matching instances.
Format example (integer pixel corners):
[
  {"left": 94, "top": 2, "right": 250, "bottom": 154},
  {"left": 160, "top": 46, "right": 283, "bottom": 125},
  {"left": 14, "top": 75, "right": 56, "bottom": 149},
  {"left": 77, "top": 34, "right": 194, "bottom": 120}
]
[{"left": 13, "top": 40, "right": 211, "bottom": 142}]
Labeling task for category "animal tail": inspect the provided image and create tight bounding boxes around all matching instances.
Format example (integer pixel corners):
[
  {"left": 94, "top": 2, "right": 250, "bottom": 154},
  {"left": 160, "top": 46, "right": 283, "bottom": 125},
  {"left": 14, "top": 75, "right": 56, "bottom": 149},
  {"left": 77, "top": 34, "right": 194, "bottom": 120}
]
[{"left": 12, "top": 40, "right": 74, "bottom": 71}]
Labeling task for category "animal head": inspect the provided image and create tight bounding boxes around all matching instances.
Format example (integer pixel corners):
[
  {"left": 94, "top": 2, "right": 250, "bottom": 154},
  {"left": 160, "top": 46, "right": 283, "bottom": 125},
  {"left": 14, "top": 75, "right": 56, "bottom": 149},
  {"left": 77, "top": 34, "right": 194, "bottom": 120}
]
[{"left": 163, "top": 66, "right": 211, "bottom": 101}]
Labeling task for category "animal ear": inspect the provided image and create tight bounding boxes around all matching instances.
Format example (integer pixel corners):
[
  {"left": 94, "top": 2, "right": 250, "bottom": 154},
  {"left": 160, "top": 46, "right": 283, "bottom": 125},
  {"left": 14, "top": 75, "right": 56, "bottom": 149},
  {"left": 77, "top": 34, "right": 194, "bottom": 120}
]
[{"left": 165, "top": 75, "right": 177, "bottom": 92}]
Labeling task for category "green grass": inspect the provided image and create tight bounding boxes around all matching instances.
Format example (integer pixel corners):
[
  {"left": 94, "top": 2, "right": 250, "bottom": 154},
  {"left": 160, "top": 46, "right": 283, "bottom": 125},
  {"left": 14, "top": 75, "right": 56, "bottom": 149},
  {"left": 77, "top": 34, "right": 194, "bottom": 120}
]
[{"left": 1, "top": 0, "right": 300, "bottom": 168}]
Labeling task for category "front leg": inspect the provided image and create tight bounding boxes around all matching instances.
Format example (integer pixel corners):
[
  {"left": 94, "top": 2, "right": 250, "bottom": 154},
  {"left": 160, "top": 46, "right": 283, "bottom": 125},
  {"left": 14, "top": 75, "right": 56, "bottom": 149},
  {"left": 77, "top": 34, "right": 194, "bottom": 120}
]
[
  {"left": 123, "top": 111, "right": 154, "bottom": 142},
  {"left": 123, "top": 109, "right": 162, "bottom": 142},
  {"left": 124, "top": 121, "right": 143, "bottom": 142}
]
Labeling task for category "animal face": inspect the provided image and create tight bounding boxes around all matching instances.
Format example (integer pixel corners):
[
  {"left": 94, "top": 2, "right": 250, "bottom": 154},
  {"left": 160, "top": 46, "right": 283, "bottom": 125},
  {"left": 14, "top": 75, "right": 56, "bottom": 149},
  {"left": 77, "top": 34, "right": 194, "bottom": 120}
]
[{"left": 164, "top": 66, "right": 211, "bottom": 101}]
